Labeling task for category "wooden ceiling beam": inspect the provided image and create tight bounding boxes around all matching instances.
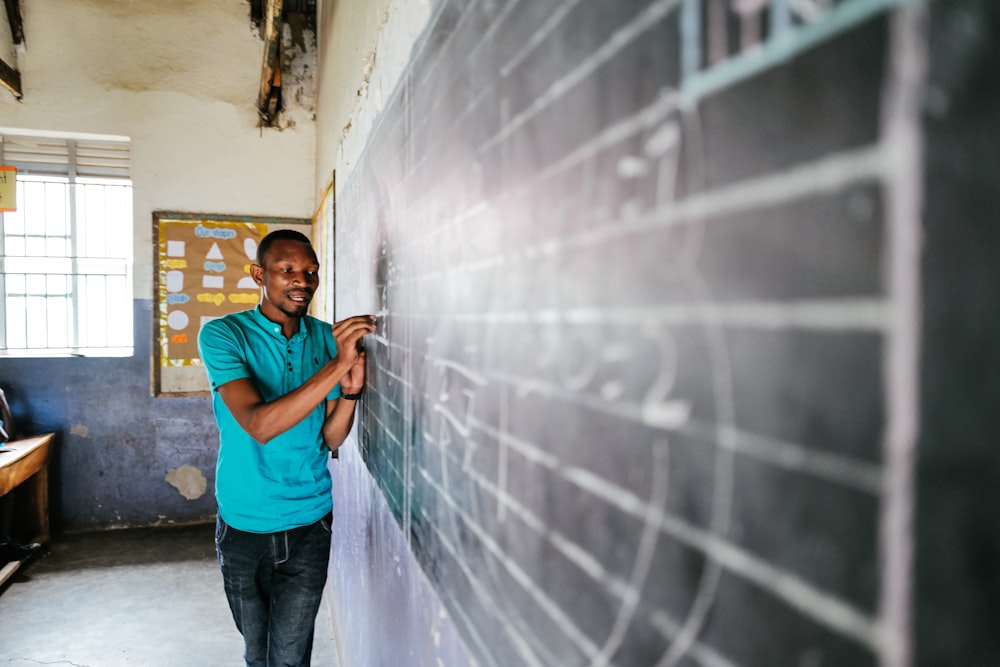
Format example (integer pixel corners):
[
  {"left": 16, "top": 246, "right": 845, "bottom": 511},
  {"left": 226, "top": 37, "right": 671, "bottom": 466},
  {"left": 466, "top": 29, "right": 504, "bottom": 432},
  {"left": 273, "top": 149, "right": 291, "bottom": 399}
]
[
  {"left": 1, "top": 0, "right": 23, "bottom": 98},
  {"left": 3, "top": 0, "right": 24, "bottom": 46},
  {"left": 256, "top": 0, "right": 283, "bottom": 126},
  {"left": 0, "top": 55, "right": 21, "bottom": 99}
]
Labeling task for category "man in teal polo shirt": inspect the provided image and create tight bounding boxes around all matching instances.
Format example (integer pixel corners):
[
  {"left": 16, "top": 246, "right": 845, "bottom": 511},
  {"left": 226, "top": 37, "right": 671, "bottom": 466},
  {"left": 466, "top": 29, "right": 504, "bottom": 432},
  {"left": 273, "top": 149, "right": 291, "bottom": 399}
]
[{"left": 198, "top": 229, "right": 375, "bottom": 667}]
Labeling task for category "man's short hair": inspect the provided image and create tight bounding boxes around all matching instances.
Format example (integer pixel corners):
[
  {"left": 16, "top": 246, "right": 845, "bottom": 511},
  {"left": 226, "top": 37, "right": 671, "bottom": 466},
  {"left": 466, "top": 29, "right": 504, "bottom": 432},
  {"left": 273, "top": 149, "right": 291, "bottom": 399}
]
[{"left": 256, "top": 229, "right": 313, "bottom": 266}]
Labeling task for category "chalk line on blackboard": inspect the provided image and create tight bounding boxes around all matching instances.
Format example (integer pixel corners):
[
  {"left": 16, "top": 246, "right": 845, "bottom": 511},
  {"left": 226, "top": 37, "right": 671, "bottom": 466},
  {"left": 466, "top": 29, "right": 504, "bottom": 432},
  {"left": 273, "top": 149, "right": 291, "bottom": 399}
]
[
  {"left": 563, "top": 460, "right": 881, "bottom": 654},
  {"left": 418, "top": 466, "right": 605, "bottom": 665},
  {"left": 682, "top": 420, "right": 884, "bottom": 494},
  {"left": 415, "top": 495, "right": 548, "bottom": 667},
  {"left": 362, "top": 299, "right": 889, "bottom": 334},
  {"left": 481, "top": 0, "right": 681, "bottom": 154}
]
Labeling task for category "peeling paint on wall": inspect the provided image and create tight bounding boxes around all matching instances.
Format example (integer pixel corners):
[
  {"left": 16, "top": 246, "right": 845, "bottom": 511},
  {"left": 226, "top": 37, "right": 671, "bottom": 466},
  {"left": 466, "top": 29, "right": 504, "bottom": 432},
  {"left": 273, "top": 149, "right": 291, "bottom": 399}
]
[
  {"left": 165, "top": 464, "right": 208, "bottom": 500},
  {"left": 279, "top": 13, "right": 318, "bottom": 128},
  {"left": 70, "top": 424, "right": 88, "bottom": 437}
]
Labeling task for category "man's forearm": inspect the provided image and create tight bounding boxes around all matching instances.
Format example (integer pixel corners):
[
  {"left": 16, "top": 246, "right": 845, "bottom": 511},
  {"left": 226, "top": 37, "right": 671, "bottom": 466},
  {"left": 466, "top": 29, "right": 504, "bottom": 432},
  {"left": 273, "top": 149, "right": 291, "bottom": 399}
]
[
  {"left": 229, "top": 358, "right": 353, "bottom": 444},
  {"left": 322, "top": 397, "right": 358, "bottom": 451}
]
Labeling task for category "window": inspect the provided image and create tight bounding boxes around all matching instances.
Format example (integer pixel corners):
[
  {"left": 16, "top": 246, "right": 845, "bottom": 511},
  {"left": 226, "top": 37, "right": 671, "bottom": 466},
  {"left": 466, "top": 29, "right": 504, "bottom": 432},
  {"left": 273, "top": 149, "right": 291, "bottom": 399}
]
[{"left": 0, "top": 132, "right": 133, "bottom": 357}]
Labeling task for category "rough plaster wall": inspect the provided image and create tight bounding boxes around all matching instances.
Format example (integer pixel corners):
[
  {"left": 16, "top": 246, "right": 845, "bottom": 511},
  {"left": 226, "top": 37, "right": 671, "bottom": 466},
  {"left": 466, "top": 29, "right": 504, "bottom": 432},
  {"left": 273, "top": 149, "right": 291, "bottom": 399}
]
[
  {"left": 314, "top": 0, "right": 429, "bottom": 195},
  {"left": 0, "top": 0, "right": 315, "bottom": 298}
]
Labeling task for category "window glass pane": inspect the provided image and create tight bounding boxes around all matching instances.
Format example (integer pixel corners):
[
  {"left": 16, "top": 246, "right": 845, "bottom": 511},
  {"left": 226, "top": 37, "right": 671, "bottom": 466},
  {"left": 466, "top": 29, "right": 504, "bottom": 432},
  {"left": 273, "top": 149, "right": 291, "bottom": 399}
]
[
  {"left": 105, "top": 275, "right": 132, "bottom": 347},
  {"left": 47, "top": 236, "right": 70, "bottom": 257},
  {"left": 5, "top": 236, "right": 25, "bottom": 256},
  {"left": 26, "top": 235, "right": 46, "bottom": 257},
  {"left": 47, "top": 295, "right": 70, "bottom": 348},
  {"left": 23, "top": 181, "right": 46, "bottom": 226},
  {"left": 104, "top": 185, "right": 132, "bottom": 258},
  {"left": 47, "top": 273, "right": 70, "bottom": 297},
  {"left": 44, "top": 182, "right": 68, "bottom": 235},
  {"left": 78, "top": 184, "right": 109, "bottom": 258},
  {"left": 5, "top": 297, "right": 26, "bottom": 348},
  {"left": 5, "top": 274, "right": 25, "bottom": 293},
  {"left": 81, "top": 274, "right": 107, "bottom": 347},
  {"left": 25, "top": 296, "right": 48, "bottom": 346},
  {"left": 26, "top": 273, "right": 47, "bottom": 295}
]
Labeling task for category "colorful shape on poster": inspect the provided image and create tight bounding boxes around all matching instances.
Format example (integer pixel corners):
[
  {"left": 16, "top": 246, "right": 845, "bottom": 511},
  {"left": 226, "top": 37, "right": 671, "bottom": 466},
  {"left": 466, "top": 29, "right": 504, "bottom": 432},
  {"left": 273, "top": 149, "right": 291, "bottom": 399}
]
[
  {"left": 166, "top": 270, "right": 184, "bottom": 293},
  {"left": 167, "top": 310, "right": 189, "bottom": 331},
  {"left": 206, "top": 242, "right": 224, "bottom": 260},
  {"left": 167, "top": 240, "right": 186, "bottom": 257}
]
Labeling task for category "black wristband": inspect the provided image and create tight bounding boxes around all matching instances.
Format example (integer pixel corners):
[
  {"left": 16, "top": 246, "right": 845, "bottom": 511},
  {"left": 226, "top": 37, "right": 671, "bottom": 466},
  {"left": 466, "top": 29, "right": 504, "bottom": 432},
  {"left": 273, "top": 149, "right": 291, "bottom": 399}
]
[{"left": 341, "top": 389, "right": 364, "bottom": 400}]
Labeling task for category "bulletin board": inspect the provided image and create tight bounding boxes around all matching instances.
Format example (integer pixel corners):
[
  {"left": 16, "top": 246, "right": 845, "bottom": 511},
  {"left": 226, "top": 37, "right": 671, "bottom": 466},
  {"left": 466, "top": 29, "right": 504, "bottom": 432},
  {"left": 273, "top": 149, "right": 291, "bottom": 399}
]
[{"left": 152, "top": 211, "right": 311, "bottom": 396}]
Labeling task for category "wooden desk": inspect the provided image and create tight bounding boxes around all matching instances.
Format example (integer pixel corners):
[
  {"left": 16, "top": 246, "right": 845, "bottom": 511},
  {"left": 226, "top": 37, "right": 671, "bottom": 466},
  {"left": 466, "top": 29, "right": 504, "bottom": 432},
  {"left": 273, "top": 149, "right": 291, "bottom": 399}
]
[{"left": 0, "top": 433, "right": 55, "bottom": 588}]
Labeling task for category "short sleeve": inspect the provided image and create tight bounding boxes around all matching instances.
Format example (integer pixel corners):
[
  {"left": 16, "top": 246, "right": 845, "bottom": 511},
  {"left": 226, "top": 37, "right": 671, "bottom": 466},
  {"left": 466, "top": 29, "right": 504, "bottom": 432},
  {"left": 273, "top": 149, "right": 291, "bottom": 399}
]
[
  {"left": 321, "top": 321, "right": 341, "bottom": 401},
  {"left": 198, "top": 318, "right": 251, "bottom": 391}
]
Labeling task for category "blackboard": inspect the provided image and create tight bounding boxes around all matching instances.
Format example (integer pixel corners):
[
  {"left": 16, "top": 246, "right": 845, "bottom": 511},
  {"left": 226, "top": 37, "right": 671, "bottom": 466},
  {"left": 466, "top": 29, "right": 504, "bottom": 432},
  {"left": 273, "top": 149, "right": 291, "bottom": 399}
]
[{"left": 334, "top": 1, "right": 923, "bottom": 665}]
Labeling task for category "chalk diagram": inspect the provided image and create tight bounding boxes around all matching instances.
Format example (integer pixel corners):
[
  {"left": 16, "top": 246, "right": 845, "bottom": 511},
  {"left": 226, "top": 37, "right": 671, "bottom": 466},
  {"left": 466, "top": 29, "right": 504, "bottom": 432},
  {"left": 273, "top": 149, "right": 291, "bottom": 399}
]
[{"left": 345, "top": 93, "right": 737, "bottom": 667}]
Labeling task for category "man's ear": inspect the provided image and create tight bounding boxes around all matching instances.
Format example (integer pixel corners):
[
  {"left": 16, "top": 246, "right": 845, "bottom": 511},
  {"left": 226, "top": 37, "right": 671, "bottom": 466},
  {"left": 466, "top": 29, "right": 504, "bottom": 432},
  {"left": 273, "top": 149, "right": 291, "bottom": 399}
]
[{"left": 249, "top": 263, "right": 264, "bottom": 286}]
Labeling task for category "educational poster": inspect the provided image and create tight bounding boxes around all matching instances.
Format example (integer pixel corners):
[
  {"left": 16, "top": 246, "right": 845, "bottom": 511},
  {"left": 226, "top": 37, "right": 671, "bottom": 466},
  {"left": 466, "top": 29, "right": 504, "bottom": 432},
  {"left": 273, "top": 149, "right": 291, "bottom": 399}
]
[
  {"left": 158, "top": 219, "right": 265, "bottom": 366},
  {"left": 153, "top": 212, "right": 310, "bottom": 396}
]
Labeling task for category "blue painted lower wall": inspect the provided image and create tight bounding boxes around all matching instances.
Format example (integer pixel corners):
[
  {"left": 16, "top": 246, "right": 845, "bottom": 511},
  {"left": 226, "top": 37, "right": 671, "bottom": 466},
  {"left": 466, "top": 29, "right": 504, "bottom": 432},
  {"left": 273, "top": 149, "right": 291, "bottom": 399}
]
[{"left": 0, "top": 299, "right": 219, "bottom": 532}]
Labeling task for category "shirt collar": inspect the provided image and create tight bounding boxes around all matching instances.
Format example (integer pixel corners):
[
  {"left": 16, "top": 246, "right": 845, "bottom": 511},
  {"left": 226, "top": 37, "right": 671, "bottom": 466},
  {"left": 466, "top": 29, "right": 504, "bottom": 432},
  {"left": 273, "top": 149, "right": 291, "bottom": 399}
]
[{"left": 250, "top": 304, "right": 308, "bottom": 342}]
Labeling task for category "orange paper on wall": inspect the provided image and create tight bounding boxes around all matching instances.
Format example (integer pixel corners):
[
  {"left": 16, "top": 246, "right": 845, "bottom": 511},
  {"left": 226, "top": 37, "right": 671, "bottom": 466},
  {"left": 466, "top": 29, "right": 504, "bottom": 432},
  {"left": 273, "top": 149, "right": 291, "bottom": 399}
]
[{"left": 0, "top": 166, "right": 16, "bottom": 212}]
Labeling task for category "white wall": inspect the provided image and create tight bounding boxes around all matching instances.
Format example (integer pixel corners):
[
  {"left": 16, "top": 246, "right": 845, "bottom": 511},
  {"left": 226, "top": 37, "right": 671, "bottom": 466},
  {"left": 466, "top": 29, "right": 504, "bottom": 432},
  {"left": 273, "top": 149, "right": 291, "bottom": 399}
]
[
  {"left": 0, "top": 0, "right": 315, "bottom": 298},
  {"left": 315, "top": 0, "right": 430, "bottom": 200}
]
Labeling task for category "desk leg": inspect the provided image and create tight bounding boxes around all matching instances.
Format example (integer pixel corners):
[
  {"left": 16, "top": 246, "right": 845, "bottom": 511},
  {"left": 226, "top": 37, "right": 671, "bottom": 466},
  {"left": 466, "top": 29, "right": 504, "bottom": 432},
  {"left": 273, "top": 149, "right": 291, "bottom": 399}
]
[
  {"left": 1, "top": 469, "right": 49, "bottom": 546},
  {"left": 0, "top": 492, "right": 12, "bottom": 537},
  {"left": 23, "top": 466, "right": 49, "bottom": 543},
  {"left": 30, "top": 467, "right": 49, "bottom": 544}
]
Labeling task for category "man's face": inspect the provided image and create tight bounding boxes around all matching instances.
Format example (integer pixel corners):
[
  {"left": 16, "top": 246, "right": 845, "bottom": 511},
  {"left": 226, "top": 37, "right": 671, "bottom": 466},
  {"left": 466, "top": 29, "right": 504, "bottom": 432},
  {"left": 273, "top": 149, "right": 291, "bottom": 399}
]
[{"left": 252, "top": 239, "right": 320, "bottom": 319}]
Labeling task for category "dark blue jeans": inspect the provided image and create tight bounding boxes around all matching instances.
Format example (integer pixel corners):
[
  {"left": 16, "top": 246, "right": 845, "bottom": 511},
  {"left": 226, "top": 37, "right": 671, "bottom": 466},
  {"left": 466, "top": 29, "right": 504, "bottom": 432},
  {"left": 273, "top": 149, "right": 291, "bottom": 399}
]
[{"left": 215, "top": 513, "right": 332, "bottom": 667}]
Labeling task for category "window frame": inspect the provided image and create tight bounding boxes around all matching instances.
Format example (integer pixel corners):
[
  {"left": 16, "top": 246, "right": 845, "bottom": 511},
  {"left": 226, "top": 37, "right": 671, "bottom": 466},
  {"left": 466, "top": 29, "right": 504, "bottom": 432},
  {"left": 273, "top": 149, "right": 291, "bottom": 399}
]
[{"left": 0, "top": 131, "right": 134, "bottom": 358}]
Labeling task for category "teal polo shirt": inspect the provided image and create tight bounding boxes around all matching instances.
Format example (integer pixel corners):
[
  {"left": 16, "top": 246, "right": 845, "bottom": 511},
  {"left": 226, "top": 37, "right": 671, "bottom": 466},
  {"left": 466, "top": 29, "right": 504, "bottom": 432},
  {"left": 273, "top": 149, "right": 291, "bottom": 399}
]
[{"left": 198, "top": 306, "right": 340, "bottom": 533}]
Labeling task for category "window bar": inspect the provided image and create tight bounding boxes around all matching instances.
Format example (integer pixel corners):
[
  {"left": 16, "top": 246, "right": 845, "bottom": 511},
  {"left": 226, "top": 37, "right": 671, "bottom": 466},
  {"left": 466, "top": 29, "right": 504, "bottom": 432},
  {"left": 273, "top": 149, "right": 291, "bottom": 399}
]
[{"left": 68, "top": 140, "right": 81, "bottom": 352}]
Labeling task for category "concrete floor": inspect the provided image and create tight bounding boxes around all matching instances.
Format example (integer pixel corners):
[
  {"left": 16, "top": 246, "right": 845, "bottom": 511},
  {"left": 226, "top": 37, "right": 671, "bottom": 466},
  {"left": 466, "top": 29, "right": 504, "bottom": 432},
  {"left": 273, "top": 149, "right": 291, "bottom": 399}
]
[{"left": 0, "top": 523, "right": 340, "bottom": 667}]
